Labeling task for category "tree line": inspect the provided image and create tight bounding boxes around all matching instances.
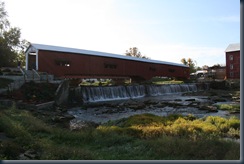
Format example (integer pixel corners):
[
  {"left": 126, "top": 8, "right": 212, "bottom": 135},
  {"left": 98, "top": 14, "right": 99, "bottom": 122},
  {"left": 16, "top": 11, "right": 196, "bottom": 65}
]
[{"left": 0, "top": 1, "right": 29, "bottom": 68}]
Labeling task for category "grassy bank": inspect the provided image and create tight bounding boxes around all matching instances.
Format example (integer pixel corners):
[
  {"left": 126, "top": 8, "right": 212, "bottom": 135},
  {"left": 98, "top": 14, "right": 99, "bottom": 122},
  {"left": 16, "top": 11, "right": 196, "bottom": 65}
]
[{"left": 0, "top": 105, "right": 240, "bottom": 160}]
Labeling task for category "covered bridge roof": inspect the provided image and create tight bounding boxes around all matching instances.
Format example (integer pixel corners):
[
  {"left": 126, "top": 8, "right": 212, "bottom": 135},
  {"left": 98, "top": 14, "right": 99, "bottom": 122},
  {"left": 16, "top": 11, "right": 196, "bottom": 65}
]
[{"left": 26, "top": 43, "right": 188, "bottom": 68}]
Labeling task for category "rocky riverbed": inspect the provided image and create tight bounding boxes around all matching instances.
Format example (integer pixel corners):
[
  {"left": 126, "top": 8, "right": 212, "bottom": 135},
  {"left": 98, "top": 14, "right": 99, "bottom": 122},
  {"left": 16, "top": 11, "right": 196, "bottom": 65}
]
[
  {"left": 67, "top": 89, "right": 240, "bottom": 130},
  {"left": 5, "top": 89, "right": 238, "bottom": 131}
]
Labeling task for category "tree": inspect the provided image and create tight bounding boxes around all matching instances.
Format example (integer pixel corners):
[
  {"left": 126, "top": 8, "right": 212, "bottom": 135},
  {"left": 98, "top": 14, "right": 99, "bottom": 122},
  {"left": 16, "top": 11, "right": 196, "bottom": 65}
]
[
  {"left": 15, "top": 39, "right": 30, "bottom": 67},
  {"left": 125, "top": 47, "right": 149, "bottom": 59},
  {"left": 202, "top": 65, "right": 208, "bottom": 70},
  {"left": 180, "top": 58, "right": 187, "bottom": 65},
  {"left": 0, "top": 1, "right": 27, "bottom": 67},
  {"left": 181, "top": 58, "right": 197, "bottom": 73}
]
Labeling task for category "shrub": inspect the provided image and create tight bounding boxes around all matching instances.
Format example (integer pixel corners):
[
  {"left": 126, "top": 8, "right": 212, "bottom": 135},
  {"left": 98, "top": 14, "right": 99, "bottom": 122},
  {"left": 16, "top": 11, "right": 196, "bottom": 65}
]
[
  {"left": 0, "top": 141, "right": 24, "bottom": 159},
  {"left": 19, "top": 81, "right": 58, "bottom": 103},
  {"left": 227, "top": 128, "right": 240, "bottom": 138},
  {"left": 228, "top": 117, "right": 240, "bottom": 129},
  {"left": 216, "top": 104, "right": 240, "bottom": 111}
]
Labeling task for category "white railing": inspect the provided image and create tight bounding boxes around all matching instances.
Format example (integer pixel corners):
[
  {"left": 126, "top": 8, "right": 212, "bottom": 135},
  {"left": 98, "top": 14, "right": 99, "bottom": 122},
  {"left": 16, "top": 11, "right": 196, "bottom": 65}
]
[{"left": 32, "top": 69, "right": 41, "bottom": 80}]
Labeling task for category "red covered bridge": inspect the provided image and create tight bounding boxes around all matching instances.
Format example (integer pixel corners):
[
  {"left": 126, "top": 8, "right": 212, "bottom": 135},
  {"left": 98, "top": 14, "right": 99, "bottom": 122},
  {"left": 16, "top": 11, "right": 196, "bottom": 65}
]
[{"left": 25, "top": 43, "right": 189, "bottom": 81}]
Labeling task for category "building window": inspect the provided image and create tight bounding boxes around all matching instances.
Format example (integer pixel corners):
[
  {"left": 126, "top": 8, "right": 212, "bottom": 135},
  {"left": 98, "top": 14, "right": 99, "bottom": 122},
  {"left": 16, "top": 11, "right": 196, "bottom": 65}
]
[
  {"left": 229, "top": 55, "right": 233, "bottom": 60},
  {"left": 55, "top": 59, "right": 71, "bottom": 67},
  {"left": 230, "top": 72, "right": 234, "bottom": 77},
  {"left": 168, "top": 69, "right": 175, "bottom": 73},
  {"left": 230, "top": 64, "right": 233, "bottom": 70},
  {"left": 104, "top": 63, "right": 117, "bottom": 69}
]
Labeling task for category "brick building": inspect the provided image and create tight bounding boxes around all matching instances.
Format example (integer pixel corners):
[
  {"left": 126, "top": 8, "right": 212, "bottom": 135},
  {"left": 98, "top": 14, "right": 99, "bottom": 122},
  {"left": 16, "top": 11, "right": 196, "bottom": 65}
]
[{"left": 225, "top": 43, "right": 240, "bottom": 79}]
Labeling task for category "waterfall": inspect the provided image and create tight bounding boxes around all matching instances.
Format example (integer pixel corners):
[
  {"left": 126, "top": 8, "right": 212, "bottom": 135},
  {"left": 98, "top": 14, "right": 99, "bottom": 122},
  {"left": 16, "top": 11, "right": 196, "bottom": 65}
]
[
  {"left": 80, "top": 86, "right": 130, "bottom": 102},
  {"left": 73, "top": 83, "right": 203, "bottom": 102},
  {"left": 146, "top": 84, "right": 198, "bottom": 96}
]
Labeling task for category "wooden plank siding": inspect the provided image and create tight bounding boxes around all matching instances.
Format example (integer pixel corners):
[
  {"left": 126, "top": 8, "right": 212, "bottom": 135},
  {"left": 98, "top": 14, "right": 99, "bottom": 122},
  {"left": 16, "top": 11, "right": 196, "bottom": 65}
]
[{"left": 37, "top": 50, "right": 190, "bottom": 80}]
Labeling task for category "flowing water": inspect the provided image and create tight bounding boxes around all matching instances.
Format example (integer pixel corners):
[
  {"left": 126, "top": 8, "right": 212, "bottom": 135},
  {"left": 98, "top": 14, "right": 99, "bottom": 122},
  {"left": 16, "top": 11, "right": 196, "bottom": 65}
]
[{"left": 71, "top": 83, "right": 200, "bottom": 103}]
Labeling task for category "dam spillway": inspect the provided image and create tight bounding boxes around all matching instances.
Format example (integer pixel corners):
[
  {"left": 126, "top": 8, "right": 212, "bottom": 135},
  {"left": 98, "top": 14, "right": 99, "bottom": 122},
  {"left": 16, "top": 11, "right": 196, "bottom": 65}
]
[{"left": 70, "top": 83, "right": 205, "bottom": 103}]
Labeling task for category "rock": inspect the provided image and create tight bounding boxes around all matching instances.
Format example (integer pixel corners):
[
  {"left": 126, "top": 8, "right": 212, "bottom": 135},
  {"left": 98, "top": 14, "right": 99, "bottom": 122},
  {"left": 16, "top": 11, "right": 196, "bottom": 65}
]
[
  {"left": 221, "top": 94, "right": 232, "bottom": 99},
  {"left": 199, "top": 105, "right": 218, "bottom": 112},
  {"left": 185, "top": 99, "right": 196, "bottom": 101},
  {"left": 19, "top": 149, "right": 39, "bottom": 160},
  {"left": 55, "top": 80, "right": 70, "bottom": 106},
  {"left": 211, "top": 96, "right": 226, "bottom": 102},
  {"left": 101, "top": 108, "right": 117, "bottom": 114},
  {"left": 62, "top": 113, "right": 75, "bottom": 120},
  {"left": 229, "top": 111, "right": 240, "bottom": 114},
  {"left": 206, "top": 106, "right": 218, "bottom": 113},
  {"left": 188, "top": 102, "right": 200, "bottom": 107},
  {"left": 127, "top": 102, "right": 146, "bottom": 110},
  {"left": 52, "top": 113, "right": 75, "bottom": 122},
  {"left": 144, "top": 99, "right": 159, "bottom": 105},
  {"left": 70, "top": 119, "right": 99, "bottom": 131}
]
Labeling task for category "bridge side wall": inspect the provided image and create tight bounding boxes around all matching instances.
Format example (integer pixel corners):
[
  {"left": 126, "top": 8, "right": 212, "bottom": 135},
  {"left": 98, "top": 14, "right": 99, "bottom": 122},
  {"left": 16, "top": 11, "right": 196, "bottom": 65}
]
[{"left": 38, "top": 50, "right": 189, "bottom": 80}]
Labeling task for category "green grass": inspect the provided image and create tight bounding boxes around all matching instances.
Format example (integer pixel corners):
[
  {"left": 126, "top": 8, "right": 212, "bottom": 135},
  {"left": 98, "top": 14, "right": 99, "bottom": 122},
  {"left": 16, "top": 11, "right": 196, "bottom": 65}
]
[
  {"left": 0, "top": 106, "right": 240, "bottom": 160},
  {"left": 150, "top": 77, "right": 184, "bottom": 85}
]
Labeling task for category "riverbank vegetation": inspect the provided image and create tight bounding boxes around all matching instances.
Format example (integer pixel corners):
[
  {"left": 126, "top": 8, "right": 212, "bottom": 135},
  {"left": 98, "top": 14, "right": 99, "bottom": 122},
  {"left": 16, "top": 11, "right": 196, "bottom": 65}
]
[
  {"left": 215, "top": 104, "right": 240, "bottom": 113},
  {"left": 0, "top": 105, "right": 240, "bottom": 160}
]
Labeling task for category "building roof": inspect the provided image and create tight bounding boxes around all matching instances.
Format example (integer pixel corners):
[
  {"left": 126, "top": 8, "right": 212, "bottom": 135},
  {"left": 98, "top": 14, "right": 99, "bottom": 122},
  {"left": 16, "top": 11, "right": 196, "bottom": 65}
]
[
  {"left": 225, "top": 43, "right": 240, "bottom": 52},
  {"left": 26, "top": 43, "right": 188, "bottom": 67}
]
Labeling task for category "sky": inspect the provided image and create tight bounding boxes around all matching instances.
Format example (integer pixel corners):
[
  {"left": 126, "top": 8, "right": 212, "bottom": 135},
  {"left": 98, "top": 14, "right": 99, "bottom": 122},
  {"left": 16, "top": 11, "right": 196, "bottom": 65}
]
[{"left": 4, "top": 0, "right": 240, "bottom": 67}]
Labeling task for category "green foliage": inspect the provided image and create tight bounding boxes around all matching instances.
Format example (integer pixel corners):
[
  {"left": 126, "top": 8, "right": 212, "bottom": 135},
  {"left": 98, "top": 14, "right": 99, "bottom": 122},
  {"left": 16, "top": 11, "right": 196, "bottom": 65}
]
[
  {"left": 100, "top": 113, "right": 239, "bottom": 140},
  {"left": 181, "top": 58, "right": 197, "bottom": 73},
  {"left": 216, "top": 104, "right": 240, "bottom": 112},
  {"left": 203, "top": 116, "right": 240, "bottom": 137},
  {"left": 145, "top": 136, "right": 239, "bottom": 160},
  {"left": 150, "top": 77, "right": 184, "bottom": 85},
  {"left": 0, "top": 1, "right": 29, "bottom": 67},
  {"left": 40, "top": 144, "right": 94, "bottom": 160},
  {"left": 17, "top": 81, "right": 58, "bottom": 103},
  {"left": 0, "top": 106, "right": 240, "bottom": 160}
]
